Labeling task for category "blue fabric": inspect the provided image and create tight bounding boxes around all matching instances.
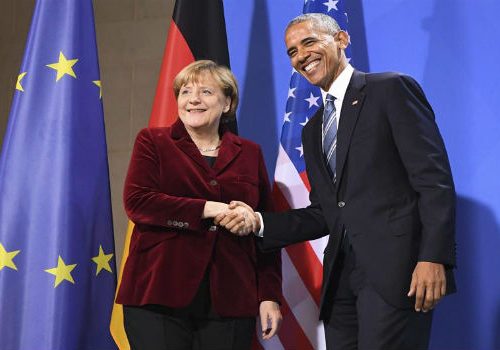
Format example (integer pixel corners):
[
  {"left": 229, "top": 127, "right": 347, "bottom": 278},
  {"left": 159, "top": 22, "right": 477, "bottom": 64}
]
[
  {"left": 226, "top": 1, "right": 500, "bottom": 349},
  {"left": 0, "top": 1, "right": 117, "bottom": 349}
]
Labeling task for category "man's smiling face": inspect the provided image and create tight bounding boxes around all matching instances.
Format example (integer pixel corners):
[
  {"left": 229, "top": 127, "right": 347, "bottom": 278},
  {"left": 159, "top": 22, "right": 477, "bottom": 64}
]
[{"left": 285, "top": 20, "right": 346, "bottom": 91}]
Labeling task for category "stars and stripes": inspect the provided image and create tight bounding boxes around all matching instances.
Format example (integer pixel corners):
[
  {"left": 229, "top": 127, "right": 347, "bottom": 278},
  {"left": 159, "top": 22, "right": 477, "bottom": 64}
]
[
  {"left": 323, "top": 0, "right": 339, "bottom": 12},
  {"left": 305, "top": 92, "right": 321, "bottom": 108},
  {"left": 267, "top": 1, "right": 353, "bottom": 349}
]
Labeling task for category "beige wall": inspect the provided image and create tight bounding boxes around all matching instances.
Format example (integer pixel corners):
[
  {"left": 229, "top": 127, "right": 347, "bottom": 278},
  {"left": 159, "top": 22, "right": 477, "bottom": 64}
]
[{"left": 0, "top": 0, "right": 175, "bottom": 266}]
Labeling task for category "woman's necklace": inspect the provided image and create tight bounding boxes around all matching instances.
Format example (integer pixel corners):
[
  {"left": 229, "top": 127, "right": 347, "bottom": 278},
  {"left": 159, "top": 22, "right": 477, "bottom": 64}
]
[
  {"left": 191, "top": 133, "right": 220, "bottom": 152},
  {"left": 197, "top": 144, "right": 220, "bottom": 152}
]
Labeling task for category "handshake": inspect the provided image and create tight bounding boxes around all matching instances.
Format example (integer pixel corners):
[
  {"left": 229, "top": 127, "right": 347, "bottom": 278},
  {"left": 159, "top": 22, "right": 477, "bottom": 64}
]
[{"left": 213, "top": 201, "right": 261, "bottom": 236}]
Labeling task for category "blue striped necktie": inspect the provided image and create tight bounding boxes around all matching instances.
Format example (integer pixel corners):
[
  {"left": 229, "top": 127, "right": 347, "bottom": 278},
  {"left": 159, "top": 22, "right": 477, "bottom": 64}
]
[{"left": 322, "top": 94, "right": 337, "bottom": 180}]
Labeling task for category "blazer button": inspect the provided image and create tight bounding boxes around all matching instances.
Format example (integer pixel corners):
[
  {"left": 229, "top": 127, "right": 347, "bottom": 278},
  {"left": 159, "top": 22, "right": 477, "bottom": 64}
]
[
  {"left": 184, "top": 222, "right": 189, "bottom": 228},
  {"left": 209, "top": 180, "right": 218, "bottom": 186},
  {"left": 167, "top": 220, "right": 173, "bottom": 226},
  {"left": 337, "top": 201, "right": 346, "bottom": 208}
]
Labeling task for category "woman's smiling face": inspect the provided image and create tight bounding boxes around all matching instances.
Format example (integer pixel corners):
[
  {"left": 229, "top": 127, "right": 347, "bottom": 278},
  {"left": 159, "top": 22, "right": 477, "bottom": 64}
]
[{"left": 177, "top": 72, "right": 231, "bottom": 133}]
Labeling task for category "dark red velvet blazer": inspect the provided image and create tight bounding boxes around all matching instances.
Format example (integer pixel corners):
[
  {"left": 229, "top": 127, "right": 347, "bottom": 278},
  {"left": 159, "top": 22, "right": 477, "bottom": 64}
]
[{"left": 116, "top": 119, "right": 282, "bottom": 317}]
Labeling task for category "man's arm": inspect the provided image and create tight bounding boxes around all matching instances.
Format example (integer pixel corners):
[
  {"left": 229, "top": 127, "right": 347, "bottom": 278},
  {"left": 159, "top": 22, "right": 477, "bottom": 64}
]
[
  {"left": 386, "top": 74, "right": 456, "bottom": 311},
  {"left": 217, "top": 185, "right": 329, "bottom": 250},
  {"left": 388, "top": 74, "right": 456, "bottom": 265}
]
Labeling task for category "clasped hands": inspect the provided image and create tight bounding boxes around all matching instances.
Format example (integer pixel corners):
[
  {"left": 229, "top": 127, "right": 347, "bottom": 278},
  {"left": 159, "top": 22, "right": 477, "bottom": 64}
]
[{"left": 214, "top": 201, "right": 259, "bottom": 236}]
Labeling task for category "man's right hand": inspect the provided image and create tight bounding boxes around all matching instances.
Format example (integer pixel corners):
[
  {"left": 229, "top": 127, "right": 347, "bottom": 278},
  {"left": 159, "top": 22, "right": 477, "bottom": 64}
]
[{"left": 214, "top": 201, "right": 260, "bottom": 236}]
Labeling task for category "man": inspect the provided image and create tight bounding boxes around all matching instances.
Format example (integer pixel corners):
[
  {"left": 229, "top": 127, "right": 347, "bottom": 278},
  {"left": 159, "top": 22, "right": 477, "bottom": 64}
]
[{"left": 217, "top": 13, "right": 456, "bottom": 350}]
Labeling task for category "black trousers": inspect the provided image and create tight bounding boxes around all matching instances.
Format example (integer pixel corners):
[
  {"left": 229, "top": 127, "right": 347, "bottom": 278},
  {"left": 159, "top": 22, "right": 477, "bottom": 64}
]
[
  {"left": 324, "top": 235, "right": 433, "bottom": 350},
  {"left": 123, "top": 274, "right": 256, "bottom": 350}
]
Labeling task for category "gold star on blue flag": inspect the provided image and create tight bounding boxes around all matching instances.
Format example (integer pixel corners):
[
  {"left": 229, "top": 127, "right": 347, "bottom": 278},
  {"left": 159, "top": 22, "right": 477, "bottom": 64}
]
[{"left": 0, "top": 1, "right": 117, "bottom": 349}]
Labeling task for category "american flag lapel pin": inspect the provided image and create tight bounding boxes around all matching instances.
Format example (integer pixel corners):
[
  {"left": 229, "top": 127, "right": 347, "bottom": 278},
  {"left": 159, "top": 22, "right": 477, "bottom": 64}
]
[{"left": 352, "top": 100, "right": 359, "bottom": 106}]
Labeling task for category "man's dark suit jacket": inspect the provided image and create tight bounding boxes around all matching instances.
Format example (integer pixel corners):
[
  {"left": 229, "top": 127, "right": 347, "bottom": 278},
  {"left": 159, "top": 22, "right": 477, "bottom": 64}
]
[
  {"left": 262, "top": 70, "right": 456, "bottom": 319},
  {"left": 116, "top": 119, "right": 282, "bottom": 317}
]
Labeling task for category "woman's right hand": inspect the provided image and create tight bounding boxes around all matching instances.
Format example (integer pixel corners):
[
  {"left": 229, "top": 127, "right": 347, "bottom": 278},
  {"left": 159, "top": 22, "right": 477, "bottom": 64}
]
[{"left": 259, "top": 300, "right": 282, "bottom": 340}]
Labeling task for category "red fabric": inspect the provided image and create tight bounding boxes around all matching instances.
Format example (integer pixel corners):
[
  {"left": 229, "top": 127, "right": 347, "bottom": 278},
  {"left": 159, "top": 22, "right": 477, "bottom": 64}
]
[
  {"left": 149, "top": 21, "right": 194, "bottom": 127},
  {"left": 116, "top": 119, "right": 282, "bottom": 317}
]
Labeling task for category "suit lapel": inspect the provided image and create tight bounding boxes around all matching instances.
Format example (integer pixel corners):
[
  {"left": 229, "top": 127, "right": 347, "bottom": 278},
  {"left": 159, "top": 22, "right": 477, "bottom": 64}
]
[
  {"left": 171, "top": 119, "right": 212, "bottom": 173},
  {"left": 336, "top": 70, "right": 366, "bottom": 190},
  {"left": 212, "top": 131, "right": 241, "bottom": 175},
  {"left": 309, "top": 109, "right": 332, "bottom": 182}
]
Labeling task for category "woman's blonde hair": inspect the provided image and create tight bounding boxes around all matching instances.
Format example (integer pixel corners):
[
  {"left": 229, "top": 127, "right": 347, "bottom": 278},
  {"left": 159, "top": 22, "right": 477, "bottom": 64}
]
[{"left": 173, "top": 60, "right": 239, "bottom": 120}]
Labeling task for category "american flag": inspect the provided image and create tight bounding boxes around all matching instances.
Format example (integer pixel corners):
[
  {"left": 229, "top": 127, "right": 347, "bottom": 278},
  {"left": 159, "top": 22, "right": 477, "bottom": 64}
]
[{"left": 257, "top": 1, "right": 352, "bottom": 349}]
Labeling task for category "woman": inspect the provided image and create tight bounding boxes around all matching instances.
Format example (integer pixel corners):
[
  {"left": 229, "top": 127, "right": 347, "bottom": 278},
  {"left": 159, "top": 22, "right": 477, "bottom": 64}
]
[{"left": 116, "top": 60, "right": 282, "bottom": 350}]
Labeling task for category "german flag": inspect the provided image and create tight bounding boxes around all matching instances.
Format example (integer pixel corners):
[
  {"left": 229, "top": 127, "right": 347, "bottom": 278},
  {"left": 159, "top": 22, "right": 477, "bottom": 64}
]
[
  {"left": 149, "top": 0, "right": 233, "bottom": 130},
  {"left": 110, "top": 1, "right": 234, "bottom": 348}
]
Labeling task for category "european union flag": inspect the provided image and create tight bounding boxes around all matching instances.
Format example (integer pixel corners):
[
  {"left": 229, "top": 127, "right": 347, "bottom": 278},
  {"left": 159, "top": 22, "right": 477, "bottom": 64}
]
[{"left": 0, "top": 1, "right": 117, "bottom": 349}]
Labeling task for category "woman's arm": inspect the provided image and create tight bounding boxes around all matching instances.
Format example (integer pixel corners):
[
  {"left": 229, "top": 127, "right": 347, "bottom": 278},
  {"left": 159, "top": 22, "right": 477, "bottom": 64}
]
[{"left": 125, "top": 129, "right": 208, "bottom": 231}]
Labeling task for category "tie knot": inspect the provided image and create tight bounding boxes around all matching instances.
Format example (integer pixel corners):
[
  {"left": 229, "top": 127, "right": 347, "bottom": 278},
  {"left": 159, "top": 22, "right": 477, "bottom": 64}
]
[
  {"left": 323, "top": 94, "right": 336, "bottom": 122},
  {"left": 325, "top": 94, "right": 336, "bottom": 103}
]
